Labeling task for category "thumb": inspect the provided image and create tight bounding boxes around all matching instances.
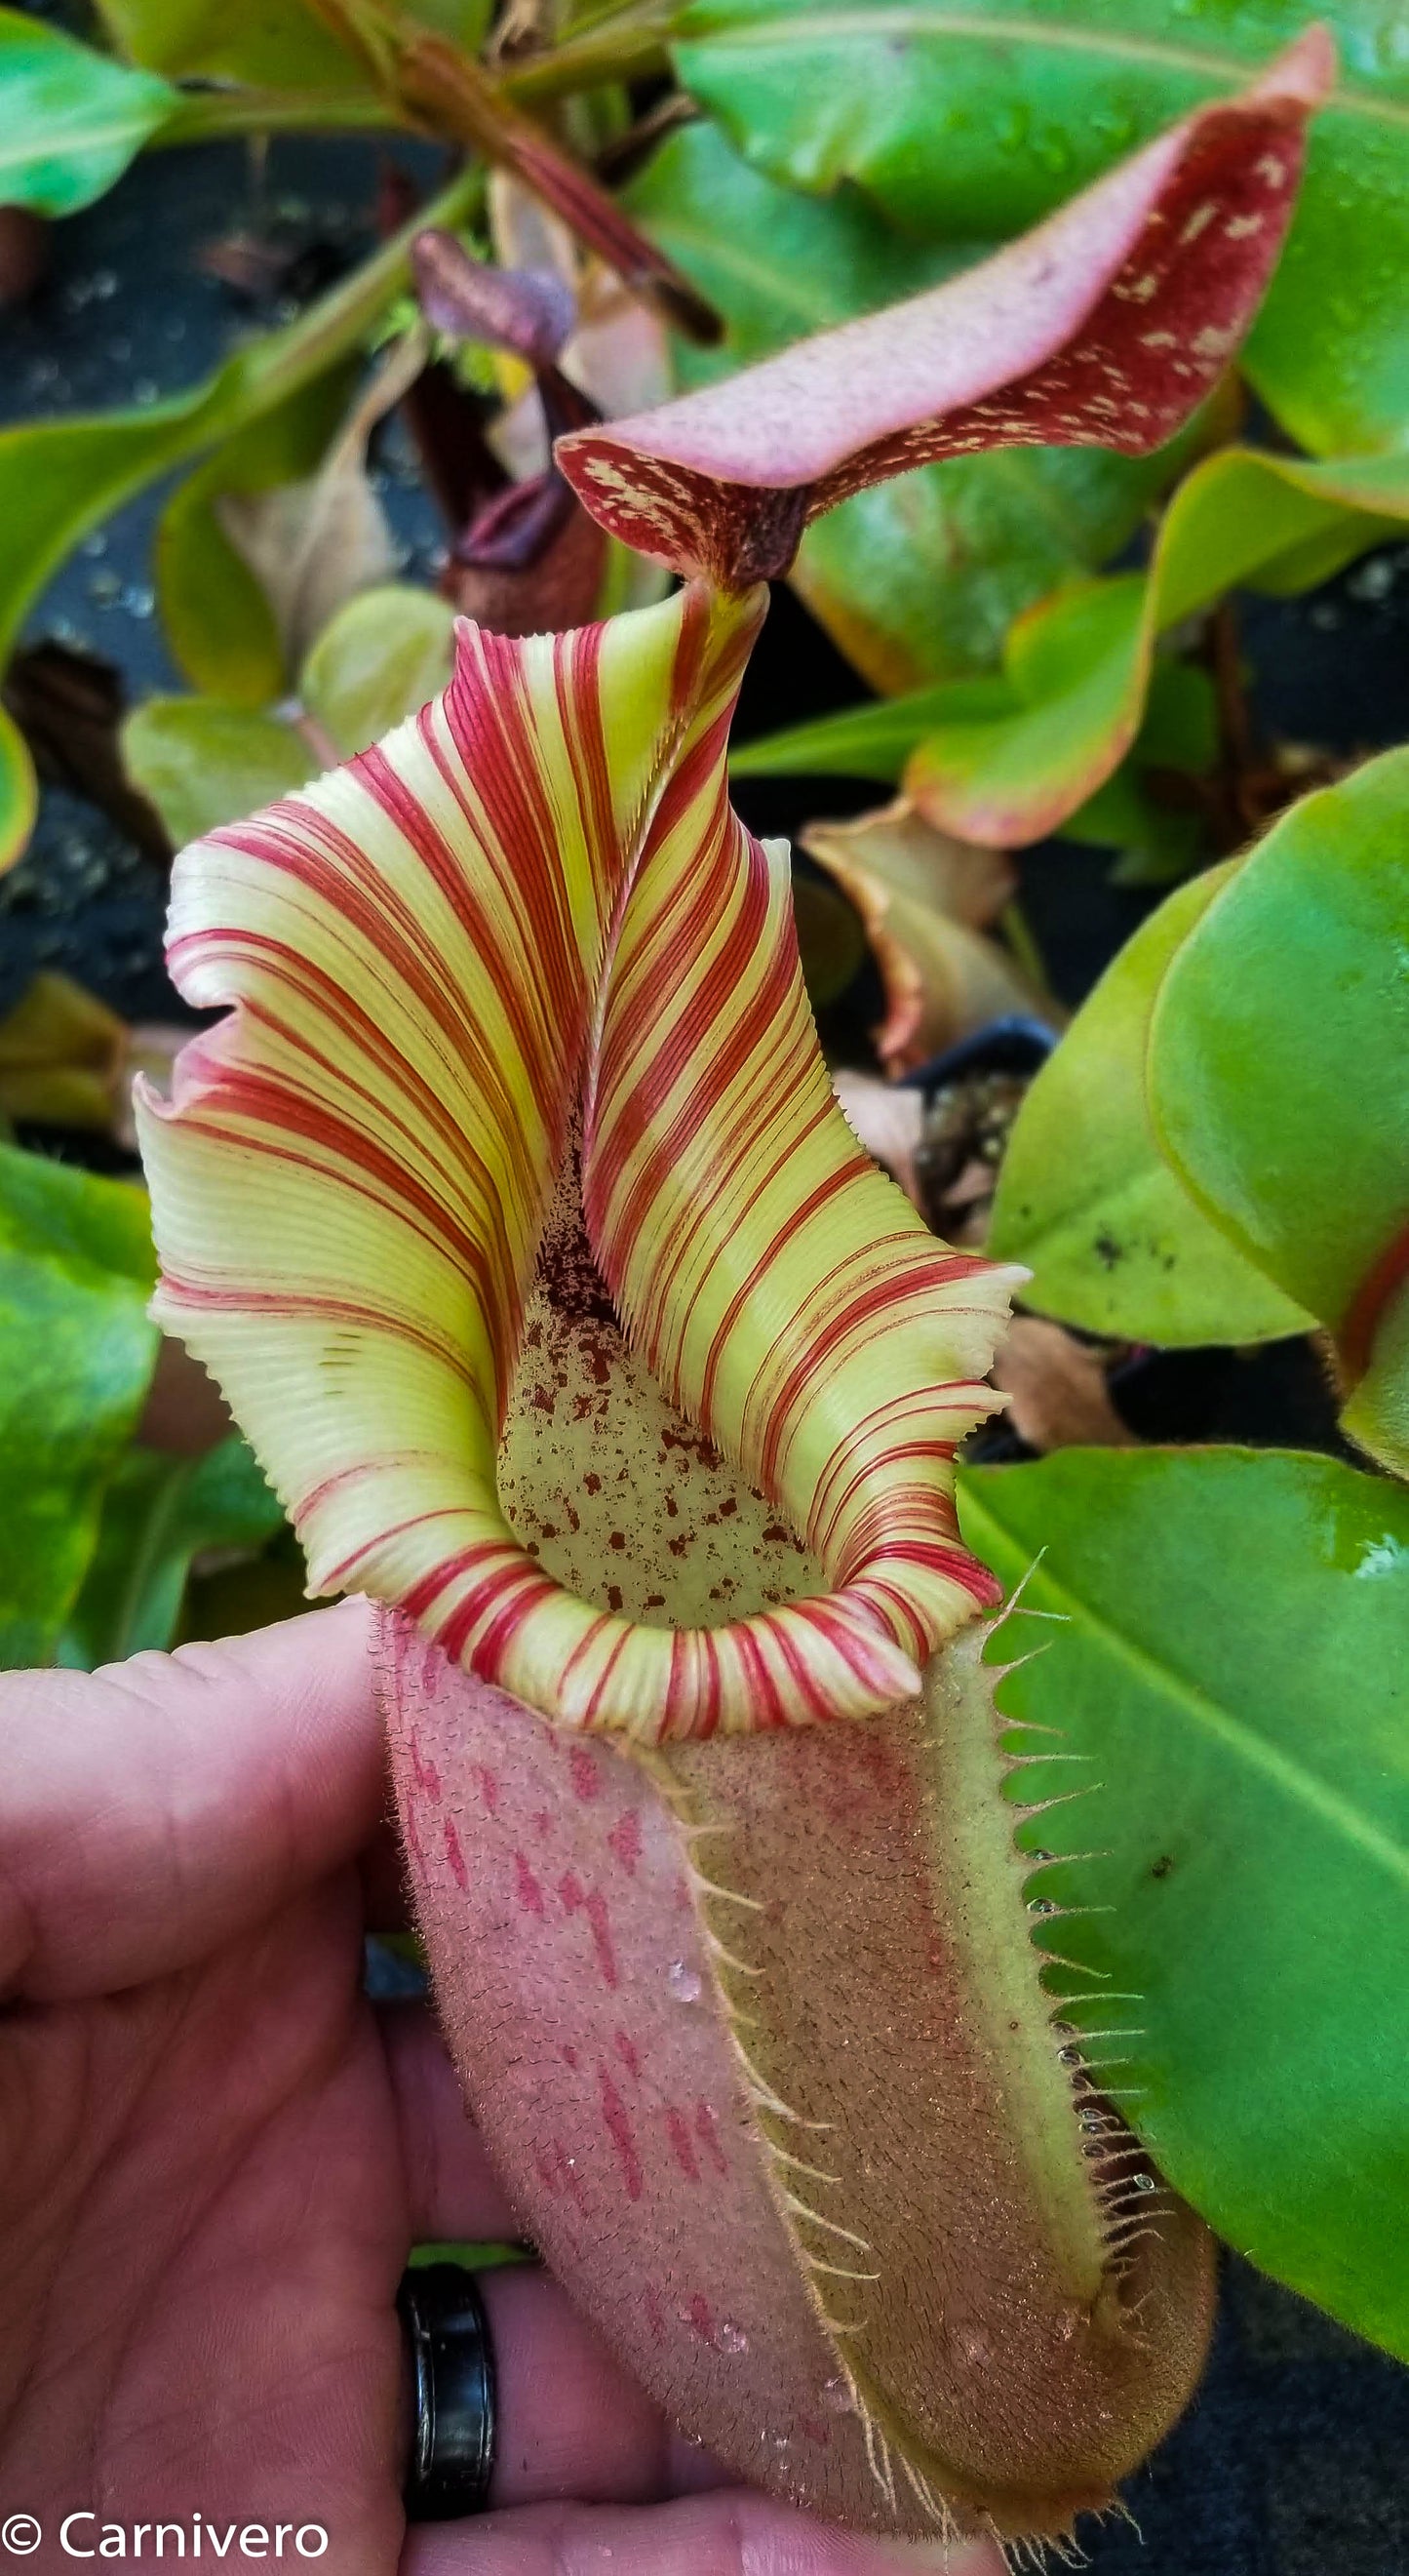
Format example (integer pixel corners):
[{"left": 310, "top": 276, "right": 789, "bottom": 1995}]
[{"left": 0, "top": 1601, "right": 381, "bottom": 2001}]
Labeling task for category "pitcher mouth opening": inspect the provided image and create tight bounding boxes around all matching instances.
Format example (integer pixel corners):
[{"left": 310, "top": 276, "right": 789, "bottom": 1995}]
[{"left": 497, "top": 1182, "right": 826, "bottom": 1636}]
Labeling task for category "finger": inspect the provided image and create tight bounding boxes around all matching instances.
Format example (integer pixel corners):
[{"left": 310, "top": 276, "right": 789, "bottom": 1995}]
[
  {"left": 403, "top": 2489, "right": 1010, "bottom": 2576},
  {"left": 380, "top": 2001, "right": 524, "bottom": 2243},
  {"left": 0, "top": 1600, "right": 381, "bottom": 2001},
  {"left": 483, "top": 2264, "right": 677, "bottom": 2506}
]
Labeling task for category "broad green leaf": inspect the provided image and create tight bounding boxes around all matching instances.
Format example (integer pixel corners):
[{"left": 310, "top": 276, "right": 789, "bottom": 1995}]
[
  {"left": 626, "top": 120, "right": 1207, "bottom": 687},
  {"left": 157, "top": 369, "right": 357, "bottom": 707},
  {"left": 124, "top": 589, "right": 458, "bottom": 847},
  {"left": 1149, "top": 746, "right": 1409, "bottom": 1476},
  {"left": 911, "top": 575, "right": 1147, "bottom": 846},
  {"left": 300, "top": 584, "right": 458, "bottom": 754},
  {"left": 909, "top": 447, "right": 1409, "bottom": 845},
  {"left": 0, "top": 160, "right": 478, "bottom": 862},
  {"left": 1058, "top": 660, "right": 1218, "bottom": 884},
  {"left": 0, "top": 1145, "right": 157, "bottom": 1668},
  {"left": 94, "top": 0, "right": 491, "bottom": 89},
  {"left": 123, "top": 699, "right": 317, "bottom": 848},
  {"left": 959, "top": 1446, "right": 1409, "bottom": 2362},
  {"left": 0, "top": 8, "right": 176, "bottom": 217},
  {"left": 989, "top": 864, "right": 1311, "bottom": 1343},
  {"left": 59, "top": 1434, "right": 286, "bottom": 1668},
  {"left": 675, "top": 0, "right": 1409, "bottom": 457}
]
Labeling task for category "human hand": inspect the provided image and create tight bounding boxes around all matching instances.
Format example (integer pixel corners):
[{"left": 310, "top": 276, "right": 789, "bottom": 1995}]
[{"left": 0, "top": 1605, "right": 1005, "bottom": 2576}]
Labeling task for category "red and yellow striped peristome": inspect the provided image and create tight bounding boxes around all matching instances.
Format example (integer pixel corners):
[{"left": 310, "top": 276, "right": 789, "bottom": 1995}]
[
  {"left": 137, "top": 36, "right": 1331, "bottom": 1744},
  {"left": 137, "top": 582, "right": 1020, "bottom": 1742}
]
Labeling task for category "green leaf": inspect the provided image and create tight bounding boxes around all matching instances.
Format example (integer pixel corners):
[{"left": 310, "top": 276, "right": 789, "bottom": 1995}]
[
  {"left": 59, "top": 1433, "right": 287, "bottom": 1668},
  {"left": 0, "top": 1144, "right": 157, "bottom": 1668},
  {"left": 123, "top": 698, "right": 317, "bottom": 848},
  {"left": 626, "top": 119, "right": 1204, "bottom": 688},
  {"left": 959, "top": 1445, "right": 1409, "bottom": 2362},
  {"left": 730, "top": 653, "right": 1212, "bottom": 878},
  {"left": 94, "top": 0, "right": 491, "bottom": 88},
  {"left": 989, "top": 863, "right": 1311, "bottom": 1343},
  {"left": 731, "top": 676, "right": 1018, "bottom": 783},
  {"left": 1149, "top": 745, "right": 1409, "bottom": 1476},
  {"left": 0, "top": 7, "right": 176, "bottom": 217},
  {"left": 675, "top": 0, "right": 1409, "bottom": 457},
  {"left": 157, "top": 369, "right": 358, "bottom": 707},
  {"left": 0, "top": 159, "right": 479, "bottom": 860},
  {"left": 0, "top": 699, "right": 37, "bottom": 876},
  {"left": 300, "top": 583, "right": 458, "bottom": 755},
  {"left": 908, "top": 446, "right": 1409, "bottom": 845}
]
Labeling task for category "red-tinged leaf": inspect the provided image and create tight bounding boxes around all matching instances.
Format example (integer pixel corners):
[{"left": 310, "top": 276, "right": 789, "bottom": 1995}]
[
  {"left": 556, "top": 30, "right": 1332, "bottom": 588},
  {"left": 138, "top": 585, "right": 1018, "bottom": 1743},
  {"left": 383, "top": 1613, "right": 1214, "bottom": 2543},
  {"left": 904, "top": 443, "right": 1409, "bottom": 851},
  {"left": 799, "top": 800, "right": 1034, "bottom": 1078}
]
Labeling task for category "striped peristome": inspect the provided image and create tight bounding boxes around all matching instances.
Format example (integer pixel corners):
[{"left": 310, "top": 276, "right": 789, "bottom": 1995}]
[
  {"left": 138, "top": 33, "right": 1329, "bottom": 1743},
  {"left": 138, "top": 580, "right": 1019, "bottom": 1741}
]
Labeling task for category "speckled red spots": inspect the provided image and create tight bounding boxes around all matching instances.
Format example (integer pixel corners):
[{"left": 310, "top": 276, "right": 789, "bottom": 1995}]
[
  {"left": 560, "top": 1869, "right": 619, "bottom": 1989},
  {"left": 607, "top": 1807, "right": 643, "bottom": 1876},
  {"left": 598, "top": 2063, "right": 644, "bottom": 2201},
  {"left": 569, "top": 1745, "right": 603, "bottom": 1803},
  {"left": 409, "top": 1732, "right": 443, "bottom": 1803},
  {"left": 444, "top": 1815, "right": 468, "bottom": 1889},
  {"left": 514, "top": 1848, "right": 547, "bottom": 1917},
  {"left": 615, "top": 2029, "right": 642, "bottom": 2081},
  {"left": 472, "top": 1763, "right": 499, "bottom": 1816},
  {"left": 666, "top": 2106, "right": 701, "bottom": 2182},
  {"left": 686, "top": 2293, "right": 716, "bottom": 2346}
]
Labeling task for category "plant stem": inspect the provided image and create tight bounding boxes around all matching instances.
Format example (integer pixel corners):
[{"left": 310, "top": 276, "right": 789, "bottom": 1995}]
[
  {"left": 503, "top": 8, "right": 673, "bottom": 102},
  {"left": 159, "top": 88, "right": 410, "bottom": 145},
  {"left": 156, "top": 10, "right": 679, "bottom": 211}
]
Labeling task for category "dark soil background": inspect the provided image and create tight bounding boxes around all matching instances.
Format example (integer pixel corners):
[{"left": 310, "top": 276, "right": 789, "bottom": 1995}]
[{"left": 3, "top": 122, "right": 1407, "bottom": 2576}]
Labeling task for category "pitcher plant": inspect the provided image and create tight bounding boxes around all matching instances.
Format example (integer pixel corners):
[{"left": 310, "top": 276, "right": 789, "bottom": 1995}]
[{"left": 137, "top": 32, "right": 1328, "bottom": 2553}]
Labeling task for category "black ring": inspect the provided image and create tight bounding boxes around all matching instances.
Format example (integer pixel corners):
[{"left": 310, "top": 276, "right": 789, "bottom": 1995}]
[{"left": 398, "top": 2263, "right": 497, "bottom": 2521}]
